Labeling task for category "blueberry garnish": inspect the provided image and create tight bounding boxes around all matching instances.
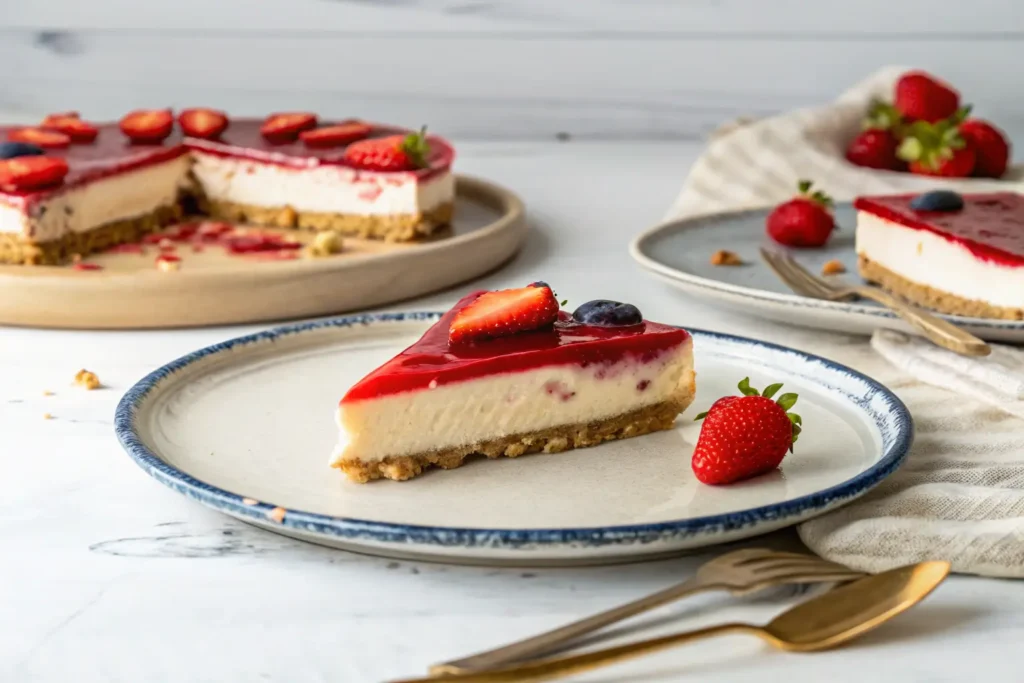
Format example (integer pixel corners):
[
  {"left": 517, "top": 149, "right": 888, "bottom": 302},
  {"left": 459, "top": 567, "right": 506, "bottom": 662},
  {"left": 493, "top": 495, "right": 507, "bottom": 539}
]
[
  {"left": 572, "top": 300, "right": 643, "bottom": 326},
  {"left": 910, "top": 190, "right": 964, "bottom": 212},
  {"left": 0, "top": 142, "right": 45, "bottom": 160}
]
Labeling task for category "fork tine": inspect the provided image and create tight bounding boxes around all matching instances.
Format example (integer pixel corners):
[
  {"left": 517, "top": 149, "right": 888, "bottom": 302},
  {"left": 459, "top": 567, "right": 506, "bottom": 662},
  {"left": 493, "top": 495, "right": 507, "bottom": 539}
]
[
  {"left": 760, "top": 248, "right": 822, "bottom": 298},
  {"left": 744, "top": 557, "right": 859, "bottom": 575},
  {"left": 763, "top": 249, "right": 832, "bottom": 299},
  {"left": 732, "top": 550, "right": 845, "bottom": 567},
  {"left": 777, "top": 253, "right": 840, "bottom": 295}
]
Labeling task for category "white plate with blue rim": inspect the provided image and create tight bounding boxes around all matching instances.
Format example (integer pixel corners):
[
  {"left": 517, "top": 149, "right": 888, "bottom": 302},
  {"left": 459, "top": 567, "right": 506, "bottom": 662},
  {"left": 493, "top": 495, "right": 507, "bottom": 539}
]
[
  {"left": 630, "top": 202, "right": 1024, "bottom": 343},
  {"left": 115, "top": 310, "right": 913, "bottom": 567}
]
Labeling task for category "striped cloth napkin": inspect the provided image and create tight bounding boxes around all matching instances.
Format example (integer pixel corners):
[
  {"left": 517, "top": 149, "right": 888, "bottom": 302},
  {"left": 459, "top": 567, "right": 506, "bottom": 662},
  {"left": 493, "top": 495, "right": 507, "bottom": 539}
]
[{"left": 664, "top": 66, "right": 1024, "bottom": 578}]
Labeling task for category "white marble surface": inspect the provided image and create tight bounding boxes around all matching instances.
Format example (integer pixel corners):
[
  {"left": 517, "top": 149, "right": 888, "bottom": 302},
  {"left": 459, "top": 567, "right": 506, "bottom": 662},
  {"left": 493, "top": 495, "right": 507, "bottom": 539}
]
[
  {"left": 3, "top": 141, "right": 1023, "bottom": 682},
  {"left": 1, "top": 0, "right": 1022, "bottom": 141}
]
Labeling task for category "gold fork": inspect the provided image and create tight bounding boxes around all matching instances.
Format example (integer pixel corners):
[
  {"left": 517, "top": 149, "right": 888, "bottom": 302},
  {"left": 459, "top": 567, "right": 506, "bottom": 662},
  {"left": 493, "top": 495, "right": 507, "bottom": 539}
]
[
  {"left": 394, "top": 561, "right": 949, "bottom": 683},
  {"left": 760, "top": 248, "right": 990, "bottom": 357},
  {"left": 431, "top": 548, "right": 864, "bottom": 675}
]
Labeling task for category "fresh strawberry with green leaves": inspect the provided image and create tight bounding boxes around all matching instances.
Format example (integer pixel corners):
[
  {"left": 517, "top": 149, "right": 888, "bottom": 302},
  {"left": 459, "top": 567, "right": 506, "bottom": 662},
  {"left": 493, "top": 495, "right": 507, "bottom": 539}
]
[
  {"left": 343, "top": 127, "right": 430, "bottom": 171},
  {"left": 449, "top": 283, "right": 559, "bottom": 345},
  {"left": 898, "top": 115, "right": 976, "bottom": 178},
  {"left": 845, "top": 100, "right": 905, "bottom": 171},
  {"left": 178, "top": 108, "right": 229, "bottom": 139},
  {"left": 894, "top": 71, "right": 960, "bottom": 123},
  {"left": 959, "top": 118, "right": 1011, "bottom": 179},
  {"left": 765, "top": 180, "right": 837, "bottom": 248},
  {"left": 40, "top": 113, "right": 98, "bottom": 143},
  {"left": 691, "top": 378, "right": 802, "bottom": 485}
]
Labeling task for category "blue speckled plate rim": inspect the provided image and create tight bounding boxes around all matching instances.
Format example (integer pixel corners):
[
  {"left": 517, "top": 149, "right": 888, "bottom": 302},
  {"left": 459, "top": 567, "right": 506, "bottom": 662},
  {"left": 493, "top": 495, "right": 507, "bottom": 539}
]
[
  {"left": 114, "top": 311, "right": 914, "bottom": 550},
  {"left": 630, "top": 202, "right": 1024, "bottom": 332}
]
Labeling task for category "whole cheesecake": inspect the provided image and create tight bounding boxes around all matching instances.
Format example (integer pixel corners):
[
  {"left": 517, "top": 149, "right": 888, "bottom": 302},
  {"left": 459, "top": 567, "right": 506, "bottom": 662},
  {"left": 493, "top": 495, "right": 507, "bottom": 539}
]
[
  {"left": 0, "top": 112, "right": 455, "bottom": 265},
  {"left": 331, "top": 285, "right": 696, "bottom": 482}
]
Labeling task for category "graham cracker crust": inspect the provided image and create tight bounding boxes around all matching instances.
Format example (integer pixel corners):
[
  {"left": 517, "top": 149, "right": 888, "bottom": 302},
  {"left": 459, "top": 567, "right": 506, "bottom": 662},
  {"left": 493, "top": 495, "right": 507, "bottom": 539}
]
[
  {"left": 0, "top": 203, "right": 183, "bottom": 266},
  {"left": 335, "top": 383, "right": 697, "bottom": 483},
  {"left": 859, "top": 254, "right": 1024, "bottom": 320},
  {"left": 199, "top": 198, "right": 455, "bottom": 242}
]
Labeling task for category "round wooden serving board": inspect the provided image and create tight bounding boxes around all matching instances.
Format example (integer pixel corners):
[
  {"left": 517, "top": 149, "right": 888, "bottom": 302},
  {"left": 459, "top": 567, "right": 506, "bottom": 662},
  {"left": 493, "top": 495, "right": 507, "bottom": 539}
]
[{"left": 0, "top": 175, "right": 525, "bottom": 329}]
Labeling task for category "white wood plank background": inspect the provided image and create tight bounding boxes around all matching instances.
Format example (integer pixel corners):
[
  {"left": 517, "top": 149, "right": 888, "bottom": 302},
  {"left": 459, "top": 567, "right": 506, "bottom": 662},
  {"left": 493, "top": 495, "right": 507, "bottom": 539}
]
[{"left": 2, "top": 0, "right": 1022, "bottom": 140}]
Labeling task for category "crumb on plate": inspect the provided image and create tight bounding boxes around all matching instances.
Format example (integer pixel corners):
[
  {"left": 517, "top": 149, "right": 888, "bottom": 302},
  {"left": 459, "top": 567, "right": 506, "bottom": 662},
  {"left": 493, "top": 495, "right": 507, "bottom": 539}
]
[
  {"left": 307, "top": 230, "right": 344, "bottom": 258},
  {"left": 710, "top": 249, "right": 743, "bottom": 266},
  {"left": 267, "top": 506, "right": 286, "bottom": 523},
  {"left": 74, "top": 369, "right": 101, "bottom": 390},
  {"left": 821, "top": 259, "right": 846, "bottom": 275},
  {"left": 242, "top": 498, "right": 259, "bottom": 506}
]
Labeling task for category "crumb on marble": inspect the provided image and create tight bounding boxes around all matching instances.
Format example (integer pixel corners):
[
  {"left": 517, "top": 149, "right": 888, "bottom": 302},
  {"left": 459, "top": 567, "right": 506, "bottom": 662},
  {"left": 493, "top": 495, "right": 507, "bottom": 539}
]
[
  {"left": 74, "top": 369, "right": 101, "bottom": 390},
  {"left": 242, "top": 497, "right": 259, "bottom": 506},
  {"left": 43, "top": 412, "right": 53, "bottom": 420},
  {"left": 710, "top": 249, "right": 743, "bottom": 266},
  {"left": 307, "top": 230, "right": 344, "bottom": 258},
  {"left": 821, "top": 259, "right": 846, "bottom": 275},
  {"left": 267, "top": 506, "right": 286, "bottom": 523},
  {"left": 42, "top": 390, "right": 54, "bottom": 396}
]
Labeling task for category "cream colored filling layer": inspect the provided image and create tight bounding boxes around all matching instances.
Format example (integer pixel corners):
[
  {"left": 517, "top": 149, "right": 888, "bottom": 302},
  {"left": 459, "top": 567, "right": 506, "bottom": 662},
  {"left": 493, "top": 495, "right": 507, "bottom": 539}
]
[
  {"left": 0, "top": 156, "right": 191, "bottom": 242},
  {"left": 191, "top": 152, "right": 454, "bottom": 216},
  {"left": 856, "top": 212, "right": 1024, "bottom": 309},
  {"left": 331, "top": 339, "right": 694, "bottom": 464}
]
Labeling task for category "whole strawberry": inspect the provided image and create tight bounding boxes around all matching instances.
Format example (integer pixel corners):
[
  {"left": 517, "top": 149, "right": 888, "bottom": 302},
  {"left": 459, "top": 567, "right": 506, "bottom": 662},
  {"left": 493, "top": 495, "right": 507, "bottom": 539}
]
[
  {"left": 959, "top": 119, "right": 1011, "bottom": 179},
  {"left": 765, "top": 180, "right": 836, "bottom": 248},
  {"left": 691, "top": 378, "right": 801, "bottom": 486},
  {"left": 894, "top": 71, "right": 960, "bottom": 123},
  {"left": 898, "top": 118, "right": 976, "bottom": 178},
  {"left": 344, "top": 127, "right": 430, "bottom": 171},
  {"left": 845, "top": 100, "right": 905, "bottom": 171}
]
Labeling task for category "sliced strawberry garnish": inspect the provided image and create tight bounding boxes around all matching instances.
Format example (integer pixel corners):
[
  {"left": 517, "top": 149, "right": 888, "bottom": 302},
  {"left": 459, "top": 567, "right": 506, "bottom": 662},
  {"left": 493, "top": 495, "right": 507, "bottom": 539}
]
[
  {"left": 449, "top": 283, "right": 560, "bottom": 345},
  {"left": 178, "top": 108, "right": 229, "bottom": 139},
  {"left": 7, "top": 128, "right": 71, "bottom": 149},
  {"left": 119, "top": 109, "right": 174, "bottom": 143},
  {"left": 299, "top": 122, "right": 372, "bottom": 148},
  {"left": 0, "top": 156, "right": 69, "bottom": 190},
  {"left": 40, "top": 114, "right": 98, "bottom": 143},
  {"left": 260, "top": 113, "right": 317, "bottom": 142}
]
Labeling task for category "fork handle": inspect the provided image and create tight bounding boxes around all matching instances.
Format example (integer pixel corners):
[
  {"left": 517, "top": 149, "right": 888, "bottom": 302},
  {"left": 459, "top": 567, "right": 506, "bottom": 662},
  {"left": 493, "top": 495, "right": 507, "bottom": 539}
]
[
  {"left": 430, "top": 577, "right": 714, "bottom": 675},
  {"left": 853, "top": 286, "right": 991, "bottom": 357},
  {"left": 396, "top": 623, "right": 751, "bottom": 683}
]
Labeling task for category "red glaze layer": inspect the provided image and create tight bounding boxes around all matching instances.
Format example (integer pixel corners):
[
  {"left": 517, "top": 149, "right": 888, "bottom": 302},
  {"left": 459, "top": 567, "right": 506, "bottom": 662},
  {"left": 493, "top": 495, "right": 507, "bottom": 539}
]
[
  {"left": 342, "top": 292, "right": 691, "bottom": 403},
  {"left": 854, "top": 193, "right": 1024, "bottom": 267},
  {"left": 0, "top": 119, "right": 455, "bottom": 210}
]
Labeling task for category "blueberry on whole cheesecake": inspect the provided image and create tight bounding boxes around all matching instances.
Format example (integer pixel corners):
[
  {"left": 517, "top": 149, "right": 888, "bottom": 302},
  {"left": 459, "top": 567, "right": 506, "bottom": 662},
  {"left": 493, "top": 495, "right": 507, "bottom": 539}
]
[
  {"left": 572, "top": 300, "right": 643, "bottom": 326},
  {"left": 910, "top": 190, "right": 964, "bottom": 212},
  {"left": 0, "top": 142, "right": 46, "bottom": 160}
]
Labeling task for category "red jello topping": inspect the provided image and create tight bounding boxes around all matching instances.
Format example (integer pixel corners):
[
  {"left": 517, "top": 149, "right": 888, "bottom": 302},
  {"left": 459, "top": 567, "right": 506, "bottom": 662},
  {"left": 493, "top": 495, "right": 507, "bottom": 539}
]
[
  {"left": 854, "top": 193, "right": 1024, "bottom": 267},
  {"left": 72, "top": 262, "right": 103, "bottom": 271},
  {"left": 0, "top": 118, "right": 453, "bottom": 210},
  {"left": 341, "top": 292, "right": 690, "bottom": 403}
]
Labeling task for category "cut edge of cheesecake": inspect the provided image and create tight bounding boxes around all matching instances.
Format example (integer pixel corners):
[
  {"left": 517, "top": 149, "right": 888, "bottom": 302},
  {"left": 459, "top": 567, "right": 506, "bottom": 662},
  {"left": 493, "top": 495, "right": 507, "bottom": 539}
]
[{"left": 333, "top": 368, "right": 696, "bottom": 483}]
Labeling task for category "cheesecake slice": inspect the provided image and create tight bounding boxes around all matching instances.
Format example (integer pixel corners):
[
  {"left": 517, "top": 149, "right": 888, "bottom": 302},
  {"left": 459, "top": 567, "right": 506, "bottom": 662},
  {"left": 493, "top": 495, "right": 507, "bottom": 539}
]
[
  {"left": 855, "top": 191, "right": 1024, "bottom": 320},
  {"left": 331, "top": 285, "right": 696, "bottom": 482}
]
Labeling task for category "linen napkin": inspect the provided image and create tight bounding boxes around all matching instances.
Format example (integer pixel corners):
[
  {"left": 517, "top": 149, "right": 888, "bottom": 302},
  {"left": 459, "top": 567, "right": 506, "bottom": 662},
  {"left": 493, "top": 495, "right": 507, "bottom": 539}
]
[{"left": 665, "top": 66, "right": 1024, "bottom": 578}]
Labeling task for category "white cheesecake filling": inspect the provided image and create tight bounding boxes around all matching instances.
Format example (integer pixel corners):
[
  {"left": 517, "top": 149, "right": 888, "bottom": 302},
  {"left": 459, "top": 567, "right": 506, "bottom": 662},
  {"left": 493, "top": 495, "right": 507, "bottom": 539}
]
[
  {"left": 191, "top": 152, "right": 454, "bottom": 216},
  {"left": 331, "top": 340, "right": 694, "bottom": 464},
  {"left": 0, "top": 156, "right": 191, "bottom": 242},
  {"left": 856, "top": 212, "right": 1024, "bottom": 309}
]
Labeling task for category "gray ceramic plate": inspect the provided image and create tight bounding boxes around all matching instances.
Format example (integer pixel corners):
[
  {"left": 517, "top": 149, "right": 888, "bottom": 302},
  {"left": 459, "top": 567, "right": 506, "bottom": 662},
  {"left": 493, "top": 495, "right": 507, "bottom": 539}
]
[{"left": 631, "top": 203, "right": 1024, "bottom": 342}]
